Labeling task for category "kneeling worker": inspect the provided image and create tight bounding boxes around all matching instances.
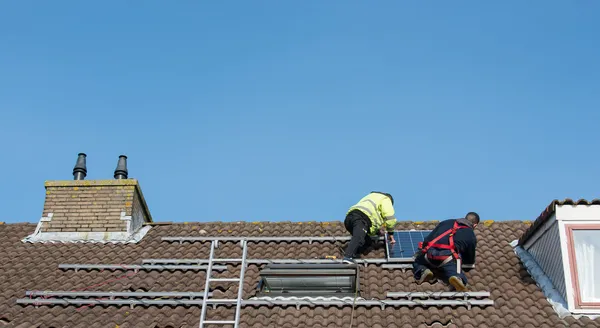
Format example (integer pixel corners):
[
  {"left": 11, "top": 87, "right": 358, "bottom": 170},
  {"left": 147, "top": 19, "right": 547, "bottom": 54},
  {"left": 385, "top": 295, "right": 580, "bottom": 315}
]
[
  {"left": 412, "top": 212, "right": 479, "bottom": 291},
  {"left": 342, "top": 191, "right": 397, "bottom": 264}
]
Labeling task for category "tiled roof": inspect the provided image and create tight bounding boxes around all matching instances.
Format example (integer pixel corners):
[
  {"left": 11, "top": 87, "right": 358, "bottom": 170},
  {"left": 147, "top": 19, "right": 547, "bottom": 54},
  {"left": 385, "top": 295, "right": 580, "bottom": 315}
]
[
  {"left": 1, "top": 220, "right": 600, "bottom": 328},
  {"left": 518, "top": 198, "right": 600, "bottom": 245}
]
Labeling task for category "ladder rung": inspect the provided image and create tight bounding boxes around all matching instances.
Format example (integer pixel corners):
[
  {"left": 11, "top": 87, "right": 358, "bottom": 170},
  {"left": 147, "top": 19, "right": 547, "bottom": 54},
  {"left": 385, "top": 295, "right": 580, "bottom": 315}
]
[
  {"left": 199, "top": 240, "right": 247, "bottom": 328},
  {"left": 203, "top": 320, "right": 235, "bottom": 324}
]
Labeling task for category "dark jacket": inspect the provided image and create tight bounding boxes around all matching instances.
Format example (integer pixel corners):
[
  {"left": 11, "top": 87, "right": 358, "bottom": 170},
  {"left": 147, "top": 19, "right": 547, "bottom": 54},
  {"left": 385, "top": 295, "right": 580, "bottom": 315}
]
[{"left": 423, "top": 218, "right": 477, "bottom": 271}]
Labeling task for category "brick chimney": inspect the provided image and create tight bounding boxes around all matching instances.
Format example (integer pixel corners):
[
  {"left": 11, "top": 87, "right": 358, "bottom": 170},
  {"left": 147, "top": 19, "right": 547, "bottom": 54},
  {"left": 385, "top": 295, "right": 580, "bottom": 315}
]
[{"left": 23, "top": 154, "right": 153, "bottom": 243}]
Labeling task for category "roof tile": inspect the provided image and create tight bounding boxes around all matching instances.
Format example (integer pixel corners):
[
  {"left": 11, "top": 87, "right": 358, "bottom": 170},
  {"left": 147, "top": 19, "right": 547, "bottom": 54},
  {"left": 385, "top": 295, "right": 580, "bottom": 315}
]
[{"left": 1, "top": 221, "right": 600, "bottom": 327}]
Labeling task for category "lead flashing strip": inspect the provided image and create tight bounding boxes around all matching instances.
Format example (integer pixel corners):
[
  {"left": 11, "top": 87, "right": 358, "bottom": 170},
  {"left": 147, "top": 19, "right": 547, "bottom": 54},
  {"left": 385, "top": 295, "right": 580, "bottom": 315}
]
[
  {"left": 21, "top": 226, "right": 152, "bottom": 244},
  {"left": 511, "top": 240, "right": 599, "bottom": 319}
]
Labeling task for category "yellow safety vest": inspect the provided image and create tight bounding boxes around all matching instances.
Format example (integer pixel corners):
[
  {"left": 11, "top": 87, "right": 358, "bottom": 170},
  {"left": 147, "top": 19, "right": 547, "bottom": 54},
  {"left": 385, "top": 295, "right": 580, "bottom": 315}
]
[{"left": 348, "top": 192, "right": 397, "bottom": 235}]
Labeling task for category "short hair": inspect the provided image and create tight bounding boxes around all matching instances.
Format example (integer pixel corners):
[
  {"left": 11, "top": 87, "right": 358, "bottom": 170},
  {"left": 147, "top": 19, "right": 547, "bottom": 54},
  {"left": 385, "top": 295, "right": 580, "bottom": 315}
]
[
  {"left": 372, "top": 191, "right": 394, "bottom": 205},
  {"left": 465, "top": 212, "right": 480, "bottom": 225}
]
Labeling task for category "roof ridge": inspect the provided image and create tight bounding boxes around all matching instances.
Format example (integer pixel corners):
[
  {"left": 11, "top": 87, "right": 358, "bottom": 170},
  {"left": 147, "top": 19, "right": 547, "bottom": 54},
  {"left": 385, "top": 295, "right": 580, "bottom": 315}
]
[{"left": 0, "top": 219, "right": 532, "bottom": 226}]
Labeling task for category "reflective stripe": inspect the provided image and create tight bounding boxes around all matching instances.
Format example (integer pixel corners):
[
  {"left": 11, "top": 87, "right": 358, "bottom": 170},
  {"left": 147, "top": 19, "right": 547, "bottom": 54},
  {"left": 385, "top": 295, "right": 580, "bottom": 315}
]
[
  {"left": 384, "top": 215, "right": 396, "bottom": 221},
  {"left": 363, "top": 199, "right": 383, "bottom": 224},
  {"left": 364, "top": 199, "right": 377, "bottom": 208},
  {"left": 462, "top": 264, "right": 475, "bottom": 269},
  {"left": 354, "top": 206, "right": 373, "bottom": 216}
]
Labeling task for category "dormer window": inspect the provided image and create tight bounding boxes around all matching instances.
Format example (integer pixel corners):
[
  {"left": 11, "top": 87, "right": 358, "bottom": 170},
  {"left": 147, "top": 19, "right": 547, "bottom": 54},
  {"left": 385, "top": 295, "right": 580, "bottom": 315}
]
[
  {"left": 516, "top": 199, "right": 600, "bottom": 317},
  {"left": 565, "top": 224, "right": 600, "bottom": 309}
]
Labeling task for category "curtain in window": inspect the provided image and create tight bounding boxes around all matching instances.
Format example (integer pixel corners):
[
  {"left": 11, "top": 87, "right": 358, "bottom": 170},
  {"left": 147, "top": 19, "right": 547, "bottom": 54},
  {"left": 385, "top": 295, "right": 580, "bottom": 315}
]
[{"left": 573, "top": 230, "right": 600, "bottom": 303}]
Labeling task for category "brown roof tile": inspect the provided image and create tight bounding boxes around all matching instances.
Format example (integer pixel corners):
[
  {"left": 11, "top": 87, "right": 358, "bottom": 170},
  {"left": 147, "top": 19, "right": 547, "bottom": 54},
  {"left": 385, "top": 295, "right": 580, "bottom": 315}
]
[{"left": 1, "top": 221, "right": 599, "bottom": 327}]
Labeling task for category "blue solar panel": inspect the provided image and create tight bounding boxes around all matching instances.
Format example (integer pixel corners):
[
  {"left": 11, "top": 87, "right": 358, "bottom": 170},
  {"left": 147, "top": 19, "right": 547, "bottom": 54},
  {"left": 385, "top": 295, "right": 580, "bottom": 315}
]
[{"left": 386, "top": 230, "right": 432, "bottom": 259}]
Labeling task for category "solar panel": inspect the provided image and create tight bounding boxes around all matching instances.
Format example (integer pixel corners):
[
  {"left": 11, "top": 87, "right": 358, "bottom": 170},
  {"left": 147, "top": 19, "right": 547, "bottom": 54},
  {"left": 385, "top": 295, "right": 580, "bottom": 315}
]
[{"left": 386, "top": 230, "right": 432, "bottom": 259}]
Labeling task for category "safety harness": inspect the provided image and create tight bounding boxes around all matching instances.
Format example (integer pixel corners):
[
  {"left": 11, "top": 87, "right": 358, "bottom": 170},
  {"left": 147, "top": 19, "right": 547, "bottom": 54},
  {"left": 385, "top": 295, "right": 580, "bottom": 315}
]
[{"left": 418, "top": 221, "right": 468, "bottom": 268}]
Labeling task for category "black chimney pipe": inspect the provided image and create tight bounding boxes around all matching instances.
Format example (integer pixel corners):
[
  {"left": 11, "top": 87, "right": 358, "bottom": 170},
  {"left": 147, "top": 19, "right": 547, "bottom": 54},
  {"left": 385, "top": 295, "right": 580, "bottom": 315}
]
[
  {"left": 73, "top": 153, "right": 87, "bottom": 180},
  {"left": 114, "top": 155, "right": 128, "bottom": 179}
]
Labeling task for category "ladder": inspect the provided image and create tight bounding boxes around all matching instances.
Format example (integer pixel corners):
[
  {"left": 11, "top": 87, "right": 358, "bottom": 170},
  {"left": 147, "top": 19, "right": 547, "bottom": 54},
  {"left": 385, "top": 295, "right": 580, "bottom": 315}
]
[{"left": 199, "top": 239, "right": 248, "bottom": 328}]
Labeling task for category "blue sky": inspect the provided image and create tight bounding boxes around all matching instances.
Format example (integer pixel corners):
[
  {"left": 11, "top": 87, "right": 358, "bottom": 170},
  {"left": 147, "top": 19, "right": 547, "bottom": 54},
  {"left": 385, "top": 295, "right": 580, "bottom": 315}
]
[{"left": 0, "top": 2, "right": 598, "bottom": 224}]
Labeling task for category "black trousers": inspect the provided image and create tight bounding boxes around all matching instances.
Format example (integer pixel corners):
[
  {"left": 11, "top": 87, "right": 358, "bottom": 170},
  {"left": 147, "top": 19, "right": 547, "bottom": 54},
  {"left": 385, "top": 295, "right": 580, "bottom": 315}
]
[{"left": 343, "top": 210, "right": 373, "bottom": 258}]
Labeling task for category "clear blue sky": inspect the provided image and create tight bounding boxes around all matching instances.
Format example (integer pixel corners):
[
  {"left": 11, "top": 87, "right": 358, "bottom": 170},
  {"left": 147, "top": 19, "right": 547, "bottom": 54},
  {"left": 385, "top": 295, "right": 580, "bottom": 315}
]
[{"left": 0, "top": 2, "right": 598, "bottom": 224}]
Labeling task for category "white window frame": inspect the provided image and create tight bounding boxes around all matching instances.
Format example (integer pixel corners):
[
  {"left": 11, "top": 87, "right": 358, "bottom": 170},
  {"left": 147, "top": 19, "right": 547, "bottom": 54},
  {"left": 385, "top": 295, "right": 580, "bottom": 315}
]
[{"left": 556, "top": 204, "right": 600, "bottom": 314}]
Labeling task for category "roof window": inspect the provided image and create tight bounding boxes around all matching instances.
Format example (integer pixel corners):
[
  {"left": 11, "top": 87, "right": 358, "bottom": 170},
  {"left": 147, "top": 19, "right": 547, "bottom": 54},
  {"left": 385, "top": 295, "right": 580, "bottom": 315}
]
[{"left": 257, "top": 263, "right": 360, "bottom": 297}]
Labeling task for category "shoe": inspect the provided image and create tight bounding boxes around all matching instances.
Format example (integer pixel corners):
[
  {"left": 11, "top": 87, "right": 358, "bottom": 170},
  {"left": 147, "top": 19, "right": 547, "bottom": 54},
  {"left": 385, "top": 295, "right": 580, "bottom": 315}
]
[
  {"left": 448, "top": 276, "right": 468, "bottom": 292},
  {"left": 417, "top": 269, "right": 435, "bottom": 284},
  {"left": 342, "top": 257, "right": 356, "bottom": 264}
]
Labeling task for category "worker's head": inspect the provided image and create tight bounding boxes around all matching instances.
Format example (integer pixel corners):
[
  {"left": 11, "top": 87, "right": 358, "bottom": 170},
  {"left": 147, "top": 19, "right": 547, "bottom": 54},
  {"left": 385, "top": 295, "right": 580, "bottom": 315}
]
[
  {"left": 465, "top": 212, "right": 480, "bottom": 228},
  {"left": 372, "top": 191, "right": 394, "bottom": 205}
]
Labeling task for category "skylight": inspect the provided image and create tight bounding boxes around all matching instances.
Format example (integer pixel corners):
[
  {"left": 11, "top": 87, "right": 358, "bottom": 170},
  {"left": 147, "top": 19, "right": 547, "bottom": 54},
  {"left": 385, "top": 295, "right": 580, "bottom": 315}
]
[{"left": 257, "top": 263, "right": 360, "bottom": 297}]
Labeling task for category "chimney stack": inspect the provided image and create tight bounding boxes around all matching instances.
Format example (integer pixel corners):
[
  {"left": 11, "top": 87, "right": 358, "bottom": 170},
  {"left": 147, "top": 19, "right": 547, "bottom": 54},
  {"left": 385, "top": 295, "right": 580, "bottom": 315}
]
[
  {"left": 72, "top": 153, "right": 87, "bottom": 180},
  {"left": 114, "top": 155, "right": 128, "bottom": 179},
  {"left": 24, "top": 152, "right": 153, "bottom": 243}
]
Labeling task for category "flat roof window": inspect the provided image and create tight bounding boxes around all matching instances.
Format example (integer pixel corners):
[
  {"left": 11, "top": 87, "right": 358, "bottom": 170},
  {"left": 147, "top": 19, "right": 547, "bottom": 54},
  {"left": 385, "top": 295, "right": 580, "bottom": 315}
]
[
  {"left": 257, "top": 263, "right": 360, "bottom": 297},
  {"left": 566, "top": 224, "right": 600, "bottom": 309}
]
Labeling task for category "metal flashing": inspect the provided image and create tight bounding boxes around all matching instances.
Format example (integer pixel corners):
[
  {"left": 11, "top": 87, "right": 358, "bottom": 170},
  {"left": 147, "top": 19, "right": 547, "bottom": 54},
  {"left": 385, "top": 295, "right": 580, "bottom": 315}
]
[
  {"left": 511, "top": 240, "right": 599, "bottom": 319},
  {"left": 21, "top": 225, "right": 152, "bottom": 244}
]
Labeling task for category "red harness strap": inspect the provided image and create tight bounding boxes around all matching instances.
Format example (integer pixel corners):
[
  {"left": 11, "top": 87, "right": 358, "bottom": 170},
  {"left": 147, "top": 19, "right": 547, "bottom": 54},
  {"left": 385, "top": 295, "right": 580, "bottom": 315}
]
[{"left": 418, "top": 221, "right": 466, "bottom": 261}]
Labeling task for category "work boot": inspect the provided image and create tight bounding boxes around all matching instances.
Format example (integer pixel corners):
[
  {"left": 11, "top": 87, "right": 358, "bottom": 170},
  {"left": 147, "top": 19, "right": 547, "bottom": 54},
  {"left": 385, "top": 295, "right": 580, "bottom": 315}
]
[
  {"left": 417, "top": 269, "right": 435, "bottom": 284},
  {"left": 448, "top": 276, "right": 468, "bottom": 292},
  {"left": 342, "top": 257, "right": 356, "bottom": 264}
]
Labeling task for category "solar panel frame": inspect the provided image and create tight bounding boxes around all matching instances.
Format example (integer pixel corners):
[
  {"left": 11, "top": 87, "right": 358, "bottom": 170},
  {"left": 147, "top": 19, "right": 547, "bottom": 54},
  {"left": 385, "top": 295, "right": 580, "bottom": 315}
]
[{"left": 385, "top": 230, "right": 433, "bottom": 260}]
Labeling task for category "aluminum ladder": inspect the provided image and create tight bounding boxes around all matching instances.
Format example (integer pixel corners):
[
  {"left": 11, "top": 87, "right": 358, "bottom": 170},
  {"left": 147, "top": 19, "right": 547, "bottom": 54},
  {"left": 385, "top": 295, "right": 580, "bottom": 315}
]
[{"left": 199, "top": 239, "right": 248, "bottom": 328}]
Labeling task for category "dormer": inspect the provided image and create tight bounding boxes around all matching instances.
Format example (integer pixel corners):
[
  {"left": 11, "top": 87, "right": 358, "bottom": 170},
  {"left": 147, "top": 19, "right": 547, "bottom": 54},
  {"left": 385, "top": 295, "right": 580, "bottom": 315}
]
[
  {"left": 515, "top": 199, "right": 600, "bottom": 317},
  {"left": 22, "top": 153, "right": 153, "bottom": 243}
]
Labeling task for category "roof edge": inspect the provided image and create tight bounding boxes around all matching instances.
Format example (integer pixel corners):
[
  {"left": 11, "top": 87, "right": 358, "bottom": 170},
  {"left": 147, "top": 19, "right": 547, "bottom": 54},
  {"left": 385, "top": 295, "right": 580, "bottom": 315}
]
[{"left": 518, "top": 198, "right": 600, "bottom": 246}]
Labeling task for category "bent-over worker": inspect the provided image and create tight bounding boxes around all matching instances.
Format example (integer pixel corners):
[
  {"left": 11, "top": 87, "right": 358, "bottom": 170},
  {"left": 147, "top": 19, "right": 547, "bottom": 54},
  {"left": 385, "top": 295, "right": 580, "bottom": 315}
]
[
  {"left": 342, "top": 191, "right": 397, "bottom": 264},
  {"left": 412, "top": 212, "right": 479, "bottom": 292}
]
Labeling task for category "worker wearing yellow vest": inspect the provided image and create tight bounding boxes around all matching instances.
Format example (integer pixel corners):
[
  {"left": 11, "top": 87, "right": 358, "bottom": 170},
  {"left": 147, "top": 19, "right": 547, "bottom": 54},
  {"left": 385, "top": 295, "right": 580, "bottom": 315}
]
[{"left": 342, "top": 191, "right": 397, "bottom": 264}]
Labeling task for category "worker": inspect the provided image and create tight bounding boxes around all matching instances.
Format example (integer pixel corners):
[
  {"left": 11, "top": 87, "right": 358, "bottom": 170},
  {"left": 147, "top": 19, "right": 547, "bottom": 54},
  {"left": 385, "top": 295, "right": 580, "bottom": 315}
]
[
  {"left": 412, "top": 212, "right": 480, "bottom": 292},
  {"left": 342, "top": 191, "right": 397, "bottom": 264}
]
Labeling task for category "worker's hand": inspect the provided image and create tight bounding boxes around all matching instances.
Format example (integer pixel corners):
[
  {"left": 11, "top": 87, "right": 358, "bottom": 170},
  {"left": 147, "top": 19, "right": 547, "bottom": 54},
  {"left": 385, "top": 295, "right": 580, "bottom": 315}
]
[{"left": 389, "top": 235, "right": 396, "bottom": 244}]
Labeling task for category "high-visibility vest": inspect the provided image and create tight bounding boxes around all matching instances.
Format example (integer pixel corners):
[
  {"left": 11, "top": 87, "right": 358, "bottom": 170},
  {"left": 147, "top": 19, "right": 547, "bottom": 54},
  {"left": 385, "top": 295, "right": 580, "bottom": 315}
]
[{"left": 348, "top": 192, "right": 397, "bottom": 235}]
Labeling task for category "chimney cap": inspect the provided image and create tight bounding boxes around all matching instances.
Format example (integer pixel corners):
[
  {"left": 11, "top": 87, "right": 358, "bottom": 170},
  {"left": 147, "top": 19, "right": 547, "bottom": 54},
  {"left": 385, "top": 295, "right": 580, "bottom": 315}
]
[
  {"left": 114, "top": 155, "right": 128, "bottom": 179},
  {"left": 73, "top": 153, "right": 87, "bottom": 180}
]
